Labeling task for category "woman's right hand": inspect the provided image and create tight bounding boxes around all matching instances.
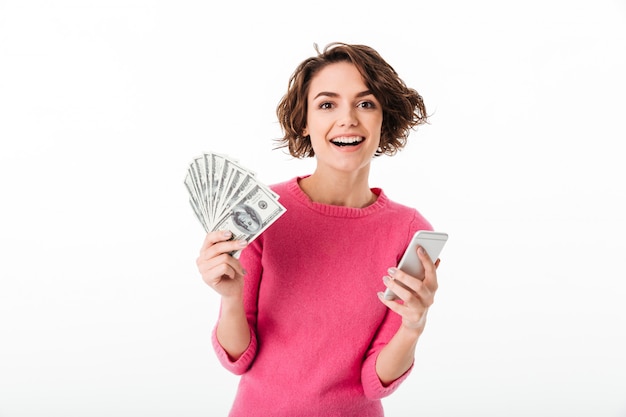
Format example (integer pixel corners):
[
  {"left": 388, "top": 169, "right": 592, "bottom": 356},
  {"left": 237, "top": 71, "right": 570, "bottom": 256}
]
[{"left": 196, "top": 230, "right": 248, "bottom": 299}]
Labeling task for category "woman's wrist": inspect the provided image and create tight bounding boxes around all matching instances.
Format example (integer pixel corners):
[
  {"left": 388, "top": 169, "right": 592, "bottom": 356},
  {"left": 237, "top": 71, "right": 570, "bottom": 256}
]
[
  {"left": 399, "top": 320, "right": 425, "bottom": 340},
  {"left": 221, "top": 293, "right": 244, "bottom": 312}
]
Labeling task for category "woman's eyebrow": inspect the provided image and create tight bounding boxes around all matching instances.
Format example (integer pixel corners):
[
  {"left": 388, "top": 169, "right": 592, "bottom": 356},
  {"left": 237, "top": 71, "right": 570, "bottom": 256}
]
[
  {"left": 313, "top": 91, "right": 338, "bottom": 100},
  {"left": 313, "top": 90, "right": 374, "bottom": 100}
]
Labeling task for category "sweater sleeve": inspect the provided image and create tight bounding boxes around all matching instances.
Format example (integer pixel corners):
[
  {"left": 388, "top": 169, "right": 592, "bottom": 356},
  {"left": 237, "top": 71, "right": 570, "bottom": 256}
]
[
  {"left": 360, "top": 309, "right": 413, "bottom": 400},
  {"left": 211, "top": 323, "right": 258, "bottom": 375},
  {"left": 360, "top": 211, "right": 433, "bottom": 399},
  {"left": 211, "top": 237, "right": 264, "bottom": 375}
]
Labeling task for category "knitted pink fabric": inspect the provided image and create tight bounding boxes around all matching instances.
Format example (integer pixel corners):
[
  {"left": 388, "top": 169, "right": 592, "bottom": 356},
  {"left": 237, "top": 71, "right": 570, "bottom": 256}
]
[{"left": 212, "top": 176, "right": 433, "bottom": 416}]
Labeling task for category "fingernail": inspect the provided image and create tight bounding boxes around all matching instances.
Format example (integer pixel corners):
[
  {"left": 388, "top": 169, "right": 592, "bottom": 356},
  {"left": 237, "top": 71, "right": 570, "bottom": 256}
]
[
  {"left": 377, "top": 292, "right": 385, "bottom": 299},
  {"left": 237, "top": 240, "right": 248, "bottom": 247},
  {"left": 223, "top": 230, "right": 232, "bottom": 238},
  {"left": 418, "top": 246, "right": 425, "bottom": 254},
  {"left": 387, "top": 267, "right": 397, "bottom": 276},
  {"left": 383, "top": 276, "right": 391, "bottom": 284}
]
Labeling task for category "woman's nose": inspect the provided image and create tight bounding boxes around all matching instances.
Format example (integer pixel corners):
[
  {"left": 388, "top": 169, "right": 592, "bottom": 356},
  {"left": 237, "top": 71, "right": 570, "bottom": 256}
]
[{"left": 337, "top": 107, "right": 358, "bottom": 127}]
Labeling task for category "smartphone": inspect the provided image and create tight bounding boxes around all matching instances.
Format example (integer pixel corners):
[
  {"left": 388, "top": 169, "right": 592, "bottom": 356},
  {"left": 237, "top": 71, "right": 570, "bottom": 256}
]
[{"left": 383, "top": 230, "right": 449, "bottom": 301}]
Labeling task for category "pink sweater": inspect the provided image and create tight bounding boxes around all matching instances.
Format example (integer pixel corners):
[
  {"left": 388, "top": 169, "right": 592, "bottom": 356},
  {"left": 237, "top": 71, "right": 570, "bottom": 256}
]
[{"left": 212, "top": 176, "right": 433, "bottom": 416}]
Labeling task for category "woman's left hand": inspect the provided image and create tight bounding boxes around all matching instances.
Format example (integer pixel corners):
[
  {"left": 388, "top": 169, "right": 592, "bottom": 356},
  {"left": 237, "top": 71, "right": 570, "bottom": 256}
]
[{"left": 378, "top": 246, "right": 440, "bottom": 332}]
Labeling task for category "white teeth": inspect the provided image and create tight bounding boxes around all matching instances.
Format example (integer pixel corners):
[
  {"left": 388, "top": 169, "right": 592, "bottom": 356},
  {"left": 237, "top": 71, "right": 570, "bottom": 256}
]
[{"left": 331, "top": 136, "right": 364, "bottom": 144}]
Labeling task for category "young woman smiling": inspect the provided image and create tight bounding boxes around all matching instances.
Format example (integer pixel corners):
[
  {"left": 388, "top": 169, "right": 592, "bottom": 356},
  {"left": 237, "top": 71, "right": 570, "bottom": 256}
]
[{"left": 196, "top": 42, "right": 439, "bottom": 417}]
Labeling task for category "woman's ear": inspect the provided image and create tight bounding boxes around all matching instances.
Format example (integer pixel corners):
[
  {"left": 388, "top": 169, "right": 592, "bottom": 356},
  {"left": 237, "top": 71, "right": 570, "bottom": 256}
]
[{"left": 302, "top": 127, "right": 308, "bottom": 137}]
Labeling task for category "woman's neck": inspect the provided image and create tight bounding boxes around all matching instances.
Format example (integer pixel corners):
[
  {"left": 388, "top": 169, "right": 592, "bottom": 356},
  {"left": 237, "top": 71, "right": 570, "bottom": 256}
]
[{"left": 299, "top": 169, "right": 376, "bottom": 208}]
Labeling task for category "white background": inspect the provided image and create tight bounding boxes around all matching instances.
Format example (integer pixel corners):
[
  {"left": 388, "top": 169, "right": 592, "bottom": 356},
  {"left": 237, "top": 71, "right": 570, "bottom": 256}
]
[{"left": 1, "top": 1, "right": 625, "bottom": 416}]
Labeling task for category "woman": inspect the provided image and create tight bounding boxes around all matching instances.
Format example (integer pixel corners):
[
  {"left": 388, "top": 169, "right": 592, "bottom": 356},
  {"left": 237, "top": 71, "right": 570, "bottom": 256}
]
[{"left": 196, "top": 42, "right": 441, "bottom": 416}]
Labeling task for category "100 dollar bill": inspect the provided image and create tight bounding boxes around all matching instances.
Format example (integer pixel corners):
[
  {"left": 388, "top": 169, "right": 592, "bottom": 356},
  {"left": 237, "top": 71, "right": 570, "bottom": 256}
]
[{"left": 211, "top": 183, "right": 286, "bottom": 257}]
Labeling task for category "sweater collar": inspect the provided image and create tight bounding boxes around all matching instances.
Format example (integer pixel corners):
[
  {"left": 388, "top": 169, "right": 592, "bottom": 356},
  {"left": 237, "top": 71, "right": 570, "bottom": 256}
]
[{"left": 286, "top": 176, "right": 388, "bottom": 218}]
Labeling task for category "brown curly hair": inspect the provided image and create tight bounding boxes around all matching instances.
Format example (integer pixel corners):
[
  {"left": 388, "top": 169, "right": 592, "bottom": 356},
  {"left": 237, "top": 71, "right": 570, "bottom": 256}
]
[{"left": 275, "top": 42, "right": 428, "bottom": 158}]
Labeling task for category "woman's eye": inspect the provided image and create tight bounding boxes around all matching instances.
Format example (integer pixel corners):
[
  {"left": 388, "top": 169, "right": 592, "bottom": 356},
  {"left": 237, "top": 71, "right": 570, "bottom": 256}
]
[
  {"left": 358, "top": 101, "right": 376, "bottom": 109},
  {"left": 319, "top": 102, "right": 333, "bottom": 109}
]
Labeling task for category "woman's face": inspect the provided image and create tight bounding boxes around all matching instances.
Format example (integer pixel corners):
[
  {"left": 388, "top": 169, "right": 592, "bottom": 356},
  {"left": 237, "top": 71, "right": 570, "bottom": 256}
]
[{"left": 304, "top": 62, "right": 383, "bottom": 176}]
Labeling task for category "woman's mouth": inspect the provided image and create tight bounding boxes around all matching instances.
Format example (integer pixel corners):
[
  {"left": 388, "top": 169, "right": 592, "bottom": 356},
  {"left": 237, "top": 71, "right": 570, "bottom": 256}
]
[{"left": 330, "top": 136, "right": 365, "bottom": 147}]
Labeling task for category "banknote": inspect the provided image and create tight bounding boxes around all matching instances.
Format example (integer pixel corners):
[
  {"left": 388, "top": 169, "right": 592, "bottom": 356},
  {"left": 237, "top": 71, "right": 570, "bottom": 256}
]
[{"left": 184, "top": 151, "right": 286, "bottom": 256}]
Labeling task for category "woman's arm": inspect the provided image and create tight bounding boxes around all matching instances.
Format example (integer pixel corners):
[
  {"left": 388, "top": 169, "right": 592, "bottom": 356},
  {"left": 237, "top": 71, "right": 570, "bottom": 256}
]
[
  {"left": 197, "top": 230, "right": 251, "bottom": 360},
  {"left": 374, "top": 322, "right": 422, "bottom": 385},
  {"left": 376, "top": 245, "right": 439, "bottom": 384},
  {"left": 216, "top": 295, "right": 251, "bottom": 360}
]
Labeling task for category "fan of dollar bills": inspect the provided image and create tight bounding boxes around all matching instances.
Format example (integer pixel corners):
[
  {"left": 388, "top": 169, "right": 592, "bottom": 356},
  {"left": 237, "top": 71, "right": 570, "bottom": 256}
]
[{"left": 184, "top": 152, "right": 286, "bottom": 256}]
